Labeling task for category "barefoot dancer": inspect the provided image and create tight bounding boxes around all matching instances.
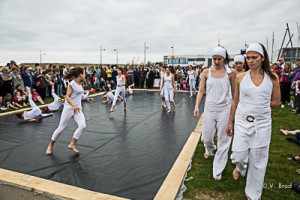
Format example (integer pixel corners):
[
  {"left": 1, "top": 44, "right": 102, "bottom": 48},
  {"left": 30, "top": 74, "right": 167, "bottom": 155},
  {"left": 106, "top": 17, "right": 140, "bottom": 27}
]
[
  {"left": 194, "top": 46, "right": 236, "bottom": 181},
  {"left": 16, "top": 87, "right": 53, "bottom": 122},
  {"left": 161, "top": 67, "right": 176, "bottom": 113},
  {"left": 109, "top": 68, "right": 126, "bottom": 112},
  {"left": 186, "top": 65, "right": 196, "bottom": 97},
  {"left": 46, "top": 67, "right": 87, "bottom": 155},
  {"left": 226, "top": 43, "right": 280, "bottom": 200}
]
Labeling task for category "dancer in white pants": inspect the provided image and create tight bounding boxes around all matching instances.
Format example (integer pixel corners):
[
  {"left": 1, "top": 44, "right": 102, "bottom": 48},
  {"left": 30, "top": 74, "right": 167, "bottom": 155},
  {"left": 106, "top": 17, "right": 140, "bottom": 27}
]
[
  {"left": 186, "top": 65, "right": 196, "bottom": 97},
  {"left": 46, "top": 67, "right": 87, "bottom": 155},
  {"left": 226, "top": 43, "right": 280, "bottom": 200},
  {"left": 161, "top": 67, "right": 175, "bottom": 113},
  {"left": 16, "top": 87, "right": 53, "bottom": 122},
  {"left": 109, "top": 68, "right": 126, "bottom": 112},
  {"left": 194, "top": 46, "right": 236, "bottom": 180}
]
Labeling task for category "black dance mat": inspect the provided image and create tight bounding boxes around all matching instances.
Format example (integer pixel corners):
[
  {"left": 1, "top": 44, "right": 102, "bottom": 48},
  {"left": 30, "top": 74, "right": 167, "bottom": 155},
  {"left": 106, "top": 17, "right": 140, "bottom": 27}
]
[{"left": 0, "top": 92, "right": 204, "bottom": 200}]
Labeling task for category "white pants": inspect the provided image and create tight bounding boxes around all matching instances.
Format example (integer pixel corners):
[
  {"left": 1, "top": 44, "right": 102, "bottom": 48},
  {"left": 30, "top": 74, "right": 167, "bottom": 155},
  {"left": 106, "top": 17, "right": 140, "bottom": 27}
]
[
  {"left": 51, "top": 108, "right": 86, "bottom": 141},
  {"left": 189, "top": 79, "right": 196, "bottom": 96},
  {"left": 112, "top": 86, "right": 126, "bottom": 106},
  {"left": 201, "top": 108, "right": 231, "bottom": 179},
  {"left": 231, "top": 145, "right": 269, "bottom": 200},
  {"left": 164, "top": 88, "right": 174, "bottom": 110}
]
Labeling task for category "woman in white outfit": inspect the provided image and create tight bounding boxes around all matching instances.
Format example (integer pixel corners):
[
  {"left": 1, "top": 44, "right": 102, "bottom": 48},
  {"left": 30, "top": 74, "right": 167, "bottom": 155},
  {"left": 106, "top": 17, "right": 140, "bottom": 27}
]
[
  {"left": 46, "top": 67, "right": 87, "bottom": 155},
  {"left": 186, "top": 65, "right": 196, "bottom": 97},
  {"left": 226, "top": 43, "right": 280, "bottom": 200},
  {"left": 194, "top": 46, "right": 236, "bottom": 180},
  {"left": 109, "top": 68, "right": 126, "bottom": 112},
  {"left": 234, "top": 55, "right": 246, "bottom": 74},
  {"left": 16, "top": 87, "right": 53, "bottom": 122},
  {"left": 159, "top": 67, "right": 166, "bottom": 107},
  {"left": 161, "top": 67, "right": 176, "bottom": 113}
]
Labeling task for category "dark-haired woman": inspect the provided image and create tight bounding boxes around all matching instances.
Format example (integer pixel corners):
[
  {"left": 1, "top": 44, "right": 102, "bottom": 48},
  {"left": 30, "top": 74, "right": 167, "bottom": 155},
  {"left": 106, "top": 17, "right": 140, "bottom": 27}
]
[
  {"left": 109, "top": 68, "right": 126, "bottom": 112},
  {"left": 161, "top": 67, "right": 176, "bottom": 113},
  {"left": 194, "top": 46, "right": 235, "bottom": 181},
  {"left": 280, "top": 62, "right": 292, "bottom": 108},
  {"left": 226, "top": 43, "right": 280, "bottom": 200},
  {"left": 46, "top": 67, "right": 86, "bottom": 155}
]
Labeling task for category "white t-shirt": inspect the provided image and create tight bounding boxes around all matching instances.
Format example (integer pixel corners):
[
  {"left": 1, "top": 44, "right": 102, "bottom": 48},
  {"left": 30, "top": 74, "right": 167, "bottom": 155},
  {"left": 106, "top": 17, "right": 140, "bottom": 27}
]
[{"left": 64, "top": 80, "right": 84, "bottom": 110}]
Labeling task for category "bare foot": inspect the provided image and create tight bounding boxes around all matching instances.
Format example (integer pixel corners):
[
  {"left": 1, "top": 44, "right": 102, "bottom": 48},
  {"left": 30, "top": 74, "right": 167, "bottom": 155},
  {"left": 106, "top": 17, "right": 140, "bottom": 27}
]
[
  {"left": 172, "top": 103, "right": 176, "bottom": 109},
  {"left": 204, "top": 153, "right": 209, "bottom": 159},
  {"left": 280, "top": 129, "right": 288, "bottom": 135},
  {"left": 233, "top": 167, "right": 239, "bottom": 180},
  {"left": 46, "top": 145, "right": 52, "bottom": 155},
  {"left": 68, "top": 144, "right": 79, "bottom": 154},
  {"left": 109, "top": 109, "right": 114, "bottom": 113},
  {"left": 214, "top": 177, "right": 221, "bottom": 181},
  {"left": 167, "top": 109, "right": 171, "bottom": 113}
]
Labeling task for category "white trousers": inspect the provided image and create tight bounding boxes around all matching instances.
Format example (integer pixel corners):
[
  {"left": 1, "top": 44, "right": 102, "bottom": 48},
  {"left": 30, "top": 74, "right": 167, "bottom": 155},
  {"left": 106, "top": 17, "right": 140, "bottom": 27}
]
[
  {"left": 164, "top": 88, "right": 174, "bottom": 110},
  {"left": 201, "top": 108, "right": 231, "bottom": 179},
  {"left": 189, "top": 79, "right": 196, "bottom": 96},
  {"left": 51, "top": 108, "right": 86, "bottom": 141},
  {"left": 112, "top": 86, "right": 126, "bottom": 106},
  {"left": 231, "top": 145, "right": 269, "bottom": 200}
]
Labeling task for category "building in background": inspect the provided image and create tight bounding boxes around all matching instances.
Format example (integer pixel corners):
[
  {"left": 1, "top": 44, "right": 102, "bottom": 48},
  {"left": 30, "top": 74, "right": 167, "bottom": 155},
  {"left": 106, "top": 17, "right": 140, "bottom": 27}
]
[{"left": 163, "top": 55, "right": 212, "bottom": 67}]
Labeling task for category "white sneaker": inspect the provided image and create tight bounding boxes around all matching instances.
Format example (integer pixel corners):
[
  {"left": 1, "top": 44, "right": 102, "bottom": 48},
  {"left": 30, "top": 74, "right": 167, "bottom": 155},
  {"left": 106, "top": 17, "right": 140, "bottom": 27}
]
[{"left": 281, "top": 104, "right": 285, "bottom": 108}]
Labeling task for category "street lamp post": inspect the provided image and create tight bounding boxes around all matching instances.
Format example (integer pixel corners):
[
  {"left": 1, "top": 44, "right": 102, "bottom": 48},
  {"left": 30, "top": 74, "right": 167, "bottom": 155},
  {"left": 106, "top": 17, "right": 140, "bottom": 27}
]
[
  {"left": 100, "top": 45, "right": 105, "bottom": 67},
  {"left": 40, "top": 50, "right": 46, "bottom": 67},
  {"left": 144, "top": 42, "right": 149, "bottom": 66},
  {"left": 171, "top": 44, "right": 174, "bottom": 67},
  {"left": 114, "top": 48, "right": 119, "bottom": 65}
]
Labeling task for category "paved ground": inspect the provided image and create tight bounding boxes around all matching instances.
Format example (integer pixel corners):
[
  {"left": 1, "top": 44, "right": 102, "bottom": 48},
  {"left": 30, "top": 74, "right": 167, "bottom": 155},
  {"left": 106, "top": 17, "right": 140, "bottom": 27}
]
[{"left": 0, "top": 184, "right": 54, "bottom": 200}]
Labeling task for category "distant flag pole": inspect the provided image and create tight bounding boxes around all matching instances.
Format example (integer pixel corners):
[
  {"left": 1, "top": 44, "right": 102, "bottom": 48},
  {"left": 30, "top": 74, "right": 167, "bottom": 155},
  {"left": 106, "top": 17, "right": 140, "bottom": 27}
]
[{"left": 271, "top": 31, "right": 274, "bottom": 63}]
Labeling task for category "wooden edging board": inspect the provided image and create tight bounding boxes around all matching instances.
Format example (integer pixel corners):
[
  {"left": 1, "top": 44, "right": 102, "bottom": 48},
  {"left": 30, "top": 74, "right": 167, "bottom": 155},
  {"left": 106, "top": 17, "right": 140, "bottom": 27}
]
[{"left": 0, "top": 90, "right": 202, "bottom": 200}]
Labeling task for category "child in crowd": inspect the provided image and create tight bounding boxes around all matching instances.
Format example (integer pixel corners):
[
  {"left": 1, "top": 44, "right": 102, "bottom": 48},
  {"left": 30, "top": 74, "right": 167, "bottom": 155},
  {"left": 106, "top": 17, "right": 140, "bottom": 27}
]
[
  {"left": 181, "top": 79, "right": 188, "bottom": 90},
  {"left": 13, "top": 91, "right": 25, "bottom": 108},
  {"left": 110, "top": 80, "right": 116, "bottom": 90},
  {"left": 99, "top": 77, "right": 106, "bottom": 91},
  {"left": 31, "top": 88, "right": 45, "bottom": 105},
  {"left": 0, "top": 96, "right": 7, "bottom": 111},
  {"left": 4, "top": 93, "right": 18, "bottom": 109}
]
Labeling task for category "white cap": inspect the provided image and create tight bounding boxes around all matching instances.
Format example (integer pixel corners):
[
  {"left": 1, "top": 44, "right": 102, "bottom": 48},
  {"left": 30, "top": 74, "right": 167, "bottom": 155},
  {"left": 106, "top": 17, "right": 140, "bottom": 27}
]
[
  {"left": 246, "top": 43, "right": 264, "bottom": 56},
  {"left": 234, "top": 55, "right": 245, "bottom": 63}
]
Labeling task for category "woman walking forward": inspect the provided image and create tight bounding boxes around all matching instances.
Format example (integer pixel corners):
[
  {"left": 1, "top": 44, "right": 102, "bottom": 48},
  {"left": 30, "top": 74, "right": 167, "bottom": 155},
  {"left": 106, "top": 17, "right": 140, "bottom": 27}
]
[
  {"left": 194, "top": 46, "right": 235, "bottom": 180},
  {"left": 46, "top": 67, "right": 87, "bottom": 155},
  {"left": 226, "top": 43, "right": 280, "bottom": 200}
]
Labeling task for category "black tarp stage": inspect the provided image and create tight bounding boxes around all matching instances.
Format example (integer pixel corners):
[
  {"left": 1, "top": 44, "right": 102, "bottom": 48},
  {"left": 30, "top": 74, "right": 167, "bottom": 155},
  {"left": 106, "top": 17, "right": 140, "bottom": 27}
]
[{"left": 0, "top": 92, "right": 204, "bottom": 200}]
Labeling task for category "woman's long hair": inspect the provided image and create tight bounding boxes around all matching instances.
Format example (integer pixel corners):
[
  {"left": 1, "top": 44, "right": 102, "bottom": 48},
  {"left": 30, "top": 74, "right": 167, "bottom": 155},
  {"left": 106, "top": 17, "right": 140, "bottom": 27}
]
[{"left": 63, "top": 67, "right": 84, "bottom": 80}]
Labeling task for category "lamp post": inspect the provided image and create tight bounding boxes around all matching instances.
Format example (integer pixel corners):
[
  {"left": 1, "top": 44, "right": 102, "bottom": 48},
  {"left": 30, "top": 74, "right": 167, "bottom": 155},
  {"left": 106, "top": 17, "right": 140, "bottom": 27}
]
[
  {"left": 171, "top": 44, "right": 174, "bottom": 67},
  {"left": 114, "top": 48, "right": 119, "bottom": 65},
  {"left": 144, "top": 42, "right": 149, "bottom": 66},
  {"left": 40, "top": 50, "right": 46, "bottom": 67},
  {"left": 100, "top": 45, "right": 105, "bottom": 67}
]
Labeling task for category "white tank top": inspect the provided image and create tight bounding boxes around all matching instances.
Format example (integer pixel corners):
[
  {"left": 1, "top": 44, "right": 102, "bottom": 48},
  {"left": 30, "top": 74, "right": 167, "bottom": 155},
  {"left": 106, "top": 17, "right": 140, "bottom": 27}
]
[
  {"left": 64, "top": 80, "right": 84, "bottom": 109},
  {"left": 117, "top": 76, "right": 124, "bottom": 87},
  {"left": 233, "top": 71, "right": 273, "bottom": 150},
  {"left": 164, "top": 75, "right": 173, "bottom": 90},
  {"left": 188, "top": 70, "right": 195, "bottom": 80},
  {"left": 204, "top": 67, "right": 231, "bottom": 111},
  {"left": 108, "top": 92, "right": 114, "bottom": 102}
]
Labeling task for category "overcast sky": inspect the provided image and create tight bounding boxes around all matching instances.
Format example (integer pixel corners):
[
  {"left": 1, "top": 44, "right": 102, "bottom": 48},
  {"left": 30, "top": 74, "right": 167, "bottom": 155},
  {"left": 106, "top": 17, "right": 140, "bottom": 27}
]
[{"left": 0, "top": 0, "right": 299, "bottom": 65}]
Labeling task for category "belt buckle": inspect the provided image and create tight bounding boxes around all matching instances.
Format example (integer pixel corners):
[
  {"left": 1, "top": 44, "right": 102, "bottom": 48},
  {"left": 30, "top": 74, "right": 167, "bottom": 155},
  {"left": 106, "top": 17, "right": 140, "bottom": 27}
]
[{"left": 246, "top": 115, "right": 255, "bottom": 122}]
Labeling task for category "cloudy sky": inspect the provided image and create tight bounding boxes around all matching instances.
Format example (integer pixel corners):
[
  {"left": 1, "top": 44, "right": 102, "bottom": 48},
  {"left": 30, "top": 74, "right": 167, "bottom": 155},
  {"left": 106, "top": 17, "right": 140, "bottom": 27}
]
[{"left": 0, "top": 0, "right": 299, "bottom": 65}]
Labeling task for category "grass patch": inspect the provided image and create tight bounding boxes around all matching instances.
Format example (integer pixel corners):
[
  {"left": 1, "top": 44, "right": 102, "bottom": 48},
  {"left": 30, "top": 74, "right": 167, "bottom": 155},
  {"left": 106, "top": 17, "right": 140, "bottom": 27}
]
[{"left": 184, "top": 106, "right": 300, "bottom": 200}]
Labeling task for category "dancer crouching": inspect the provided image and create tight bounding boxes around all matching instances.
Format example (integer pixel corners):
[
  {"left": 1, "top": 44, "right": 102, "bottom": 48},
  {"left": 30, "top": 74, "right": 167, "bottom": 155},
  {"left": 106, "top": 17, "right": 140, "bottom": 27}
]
[
  {"left": 226, "top": 43, "right": 280, "bottom": 200},
  {"left": 46, "top": 67, "right": 86, "bottom": 155},
  {"left": 109, "top": 68, "right": 126, "bottom": 112}
]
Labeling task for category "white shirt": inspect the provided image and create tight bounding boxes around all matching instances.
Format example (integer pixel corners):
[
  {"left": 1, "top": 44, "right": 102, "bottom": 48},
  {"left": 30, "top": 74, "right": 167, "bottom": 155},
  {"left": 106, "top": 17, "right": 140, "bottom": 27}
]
[{"left": 64, "top": 80, "right": 84, "bottom": 110}]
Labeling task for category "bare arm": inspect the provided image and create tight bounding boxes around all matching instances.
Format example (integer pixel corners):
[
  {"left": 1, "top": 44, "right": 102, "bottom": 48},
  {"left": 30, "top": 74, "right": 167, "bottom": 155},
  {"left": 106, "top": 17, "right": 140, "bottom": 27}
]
[
  {"left": 160, "top": 77, "right": 165, "bottom": 91},
  {"left": 226, "top": 73, "right": 245, "bottom": 136},
  {"left": 229, "top": 70, "right": 236, "bottom": 98},
  {"left": 270, "top": 75, "right": 281, "bottom": 107},
  {"left": 193, "top": 69, "right": 208, "bottom": 118}
]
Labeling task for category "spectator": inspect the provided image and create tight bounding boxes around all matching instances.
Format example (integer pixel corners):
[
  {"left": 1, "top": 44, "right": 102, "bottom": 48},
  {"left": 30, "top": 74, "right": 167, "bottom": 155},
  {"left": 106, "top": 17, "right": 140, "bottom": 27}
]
[
  {"left": 21, "top": 66, "right": 33, "bottom": 89},
  {"left": 33, "top": 67, "right": 49, "bottom": 99},
  {"left": 148, "top": 67, "right": 155, "bottom": 89},
  {"left": 13, "top": 91, "right": 24, "bottom": 108},
  {"left": 3, "top": 93, "right": 18, "bottom": 109},
  {"left": 10, "top": 66, "right": 24, "bottom": 89},
  {"left": 133, "top": 66, "right": 140, "bottom": 87},
  {"left": 31, "top": 88, "right": 45, "bottom": 105},
  {"left": 106, "top": 65, "right": 113, "bottom": 81},
  {"left": 0, "top": 67, "right": 14, "bottom": 96},
  {"left": 0, "top": 96, "right": 7, "bottom": 110},
  {"left": 55, "top": 70, "right": 63, "bottom": 96},
  {"left": 280, "top": 62, "right": 292, "bottom": 108}
]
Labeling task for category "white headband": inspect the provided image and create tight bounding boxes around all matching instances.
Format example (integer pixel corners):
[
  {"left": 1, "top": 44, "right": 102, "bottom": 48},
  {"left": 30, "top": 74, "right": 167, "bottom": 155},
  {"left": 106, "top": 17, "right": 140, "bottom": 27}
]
[
  {"left": 212, "top": 46, "right": 226, "bottom": 58},
  {"left": 246, "top": 43, "right": 264, "bottom": 56},
  {"left": 234, "top": 55, "right": 245, "bottom": 63}
]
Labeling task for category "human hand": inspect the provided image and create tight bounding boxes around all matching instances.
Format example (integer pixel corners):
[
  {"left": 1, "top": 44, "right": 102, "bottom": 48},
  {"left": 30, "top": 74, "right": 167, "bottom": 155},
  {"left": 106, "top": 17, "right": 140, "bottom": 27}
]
[{"left": 193, "top": 108, "right": 199, "bottom": 118}]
